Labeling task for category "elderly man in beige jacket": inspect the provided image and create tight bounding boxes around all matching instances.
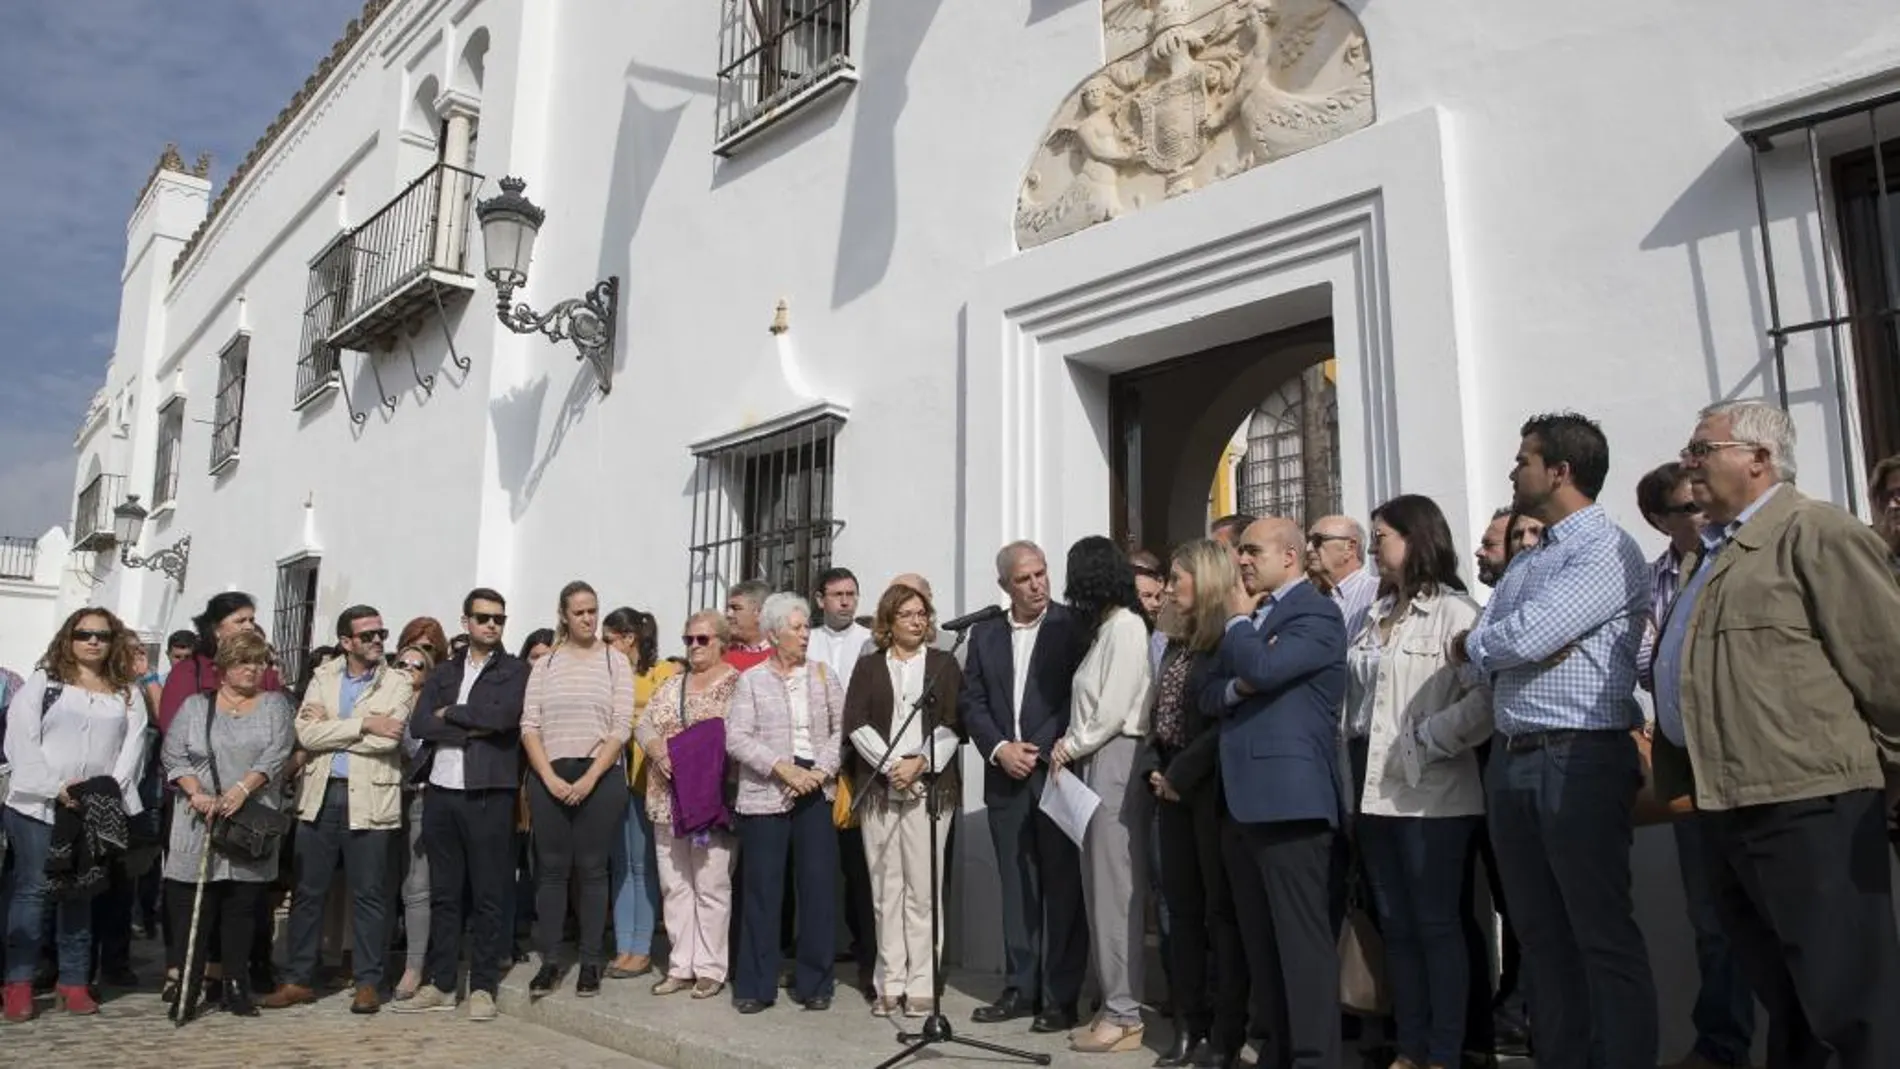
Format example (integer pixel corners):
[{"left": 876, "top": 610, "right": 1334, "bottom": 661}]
[
  {"left": 261, "top": 604, "right": 414, "bottom": 1015},
  {"left": 1652, "top": 400, "right": 1900, "bottom": 1069}
]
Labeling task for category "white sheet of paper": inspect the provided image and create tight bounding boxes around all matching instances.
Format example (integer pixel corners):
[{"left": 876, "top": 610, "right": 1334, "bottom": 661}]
[{"left": 1038, "top": 764, "right": 1100, "bottom": 848}]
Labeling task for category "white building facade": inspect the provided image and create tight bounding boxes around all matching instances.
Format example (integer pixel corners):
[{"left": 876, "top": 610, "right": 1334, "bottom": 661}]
[{"left": 60, "top": 0, "right": 1900, "bottom": 1055}]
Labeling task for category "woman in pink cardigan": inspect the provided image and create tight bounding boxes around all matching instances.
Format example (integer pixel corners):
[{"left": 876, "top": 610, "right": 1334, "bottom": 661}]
[{"left": 725, "top": 592, "right": 844, "bottom": 1015}]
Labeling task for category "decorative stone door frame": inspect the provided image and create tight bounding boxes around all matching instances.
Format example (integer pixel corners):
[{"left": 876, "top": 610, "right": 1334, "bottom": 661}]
[{"left": 952, "top": 109, "right": 1476, "bottom": 968}]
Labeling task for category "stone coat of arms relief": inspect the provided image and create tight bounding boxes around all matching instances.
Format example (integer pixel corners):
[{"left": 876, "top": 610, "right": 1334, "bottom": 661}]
[{"left": 1014, "top": 0, "right": 1374, "bottom": 249}]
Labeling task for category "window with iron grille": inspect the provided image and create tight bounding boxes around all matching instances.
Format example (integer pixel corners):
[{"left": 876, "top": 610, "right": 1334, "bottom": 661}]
[
  {"left": 211, "top": 333, "right": 249, "bottom": 473},
  {"left": 273, "top": 554, "right": 320, "bottom": 694},
  {"left": 714, "top": 0, "right": 854, "bottom": 152},
  {"left": 1834, "top": 138, "right": 1900, "bottom": 470},
  {"left": 1237, "top": 362, "right": 1341, "bottom": 529},
  {"left": 296, "top": 233, "right": 349, "bottom": 408},
  {"left": 152, "top": 397, "right": 183, "bottom": 507},
  {"left": 686, "top": 411, "right": 843, "bottom": 614}
]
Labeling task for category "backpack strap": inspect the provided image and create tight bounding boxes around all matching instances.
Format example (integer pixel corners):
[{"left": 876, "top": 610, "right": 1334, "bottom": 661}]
[{"left": 41, "top": 679, "right": 65, "bottom": 720}]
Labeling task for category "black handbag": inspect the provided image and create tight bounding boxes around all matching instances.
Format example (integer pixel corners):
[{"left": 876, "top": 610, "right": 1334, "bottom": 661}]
[{"left": 201, "top": 693, "right": 293, "bottom": 862}]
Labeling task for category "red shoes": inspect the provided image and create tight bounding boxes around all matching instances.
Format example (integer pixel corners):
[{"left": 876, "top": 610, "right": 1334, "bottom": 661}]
[
  {"left": 54, "top": 984, "right": 98, "bottom": 1015},
  {"left": 2, "top": 981, "right": 33, "bottom": 1022}
]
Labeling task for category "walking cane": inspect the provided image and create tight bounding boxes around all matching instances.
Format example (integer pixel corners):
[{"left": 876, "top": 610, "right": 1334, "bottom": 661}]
[{"left": 171, "top": 812, "right": 216, "bottom": 1027}]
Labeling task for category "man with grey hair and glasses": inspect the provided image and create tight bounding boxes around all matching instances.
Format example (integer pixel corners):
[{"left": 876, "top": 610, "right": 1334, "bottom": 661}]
[{"left": 1651, "top": 399, "right": 1900, "bottom": 1069}]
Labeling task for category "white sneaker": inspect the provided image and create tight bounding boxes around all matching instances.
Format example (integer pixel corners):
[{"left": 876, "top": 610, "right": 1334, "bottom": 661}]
[
  {"left": 392, "top": 985, "right": 456, "bottom": 1013},
  {"left": 466, "top": 990, "right": 498, "bottom": 1022}
]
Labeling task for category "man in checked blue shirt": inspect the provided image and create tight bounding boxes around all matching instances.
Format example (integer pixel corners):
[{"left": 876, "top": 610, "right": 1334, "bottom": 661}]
[{"left": 1449, "top": 412, "right": 1656, "bottom": 1069}]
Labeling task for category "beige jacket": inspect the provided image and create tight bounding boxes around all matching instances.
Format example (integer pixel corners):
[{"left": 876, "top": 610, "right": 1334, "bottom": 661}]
[
  {"left": 1655, "top": 486, "right": 1900, "bottom": 810},
  {"left": 1347, "top": 590, "right": 1493, "bottom": 818},
  {"left": 294, "top": 657, "right": 415, "bottom": 830}
]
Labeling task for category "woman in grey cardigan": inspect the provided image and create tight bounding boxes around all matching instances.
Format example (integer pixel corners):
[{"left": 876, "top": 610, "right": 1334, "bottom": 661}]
[
  {"left": 160, "top": 630, "right": 294, "bottom": 1018},
  {"left": 725, "top": 592, "right": 844, "bottom": 1015}
]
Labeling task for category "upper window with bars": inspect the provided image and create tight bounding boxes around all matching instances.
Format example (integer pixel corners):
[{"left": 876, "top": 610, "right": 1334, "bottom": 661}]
[
  {"left": 714, "top": 0, "right": 856, "bottom": 155},
  {"left": 152, "top": 396, "right": 184, "bottom": 508},
  {"left": 211, "top": 332, "right": 249, "bottom": 474},
  {"left": 686, "top": 407, "right": 844, "bottom": 614}
]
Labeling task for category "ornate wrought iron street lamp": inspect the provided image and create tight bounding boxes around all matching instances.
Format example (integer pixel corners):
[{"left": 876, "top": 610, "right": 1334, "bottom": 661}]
[
  {"left": 475, "top": 176, "right": 620, "bottom": 395},
  {"left": 112, "top": 494, "right": 190, "bottom": 585}
]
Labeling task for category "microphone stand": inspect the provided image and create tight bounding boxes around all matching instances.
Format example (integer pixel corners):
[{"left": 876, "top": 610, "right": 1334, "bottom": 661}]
[{"left": 854, "top": 628, "right": 1051, "bottom": 1069}]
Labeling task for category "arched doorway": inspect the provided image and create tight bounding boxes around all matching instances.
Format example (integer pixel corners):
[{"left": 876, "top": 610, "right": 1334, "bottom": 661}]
[{"left": 1109, "top": 318, "right": 1337, "bottom": 553}]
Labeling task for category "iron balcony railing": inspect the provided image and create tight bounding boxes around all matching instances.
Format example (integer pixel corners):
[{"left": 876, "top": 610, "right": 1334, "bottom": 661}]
[
  {"left": 715, "top": 0, "right": 854, "bottom": 151},
  {"left": 0, "top": 535, "right": 36, "bottom": 580},
  {"left": 316, "top": 162, "right": 480, "bottom": 353},
  {"left": 74, "top": 473, "right": 125, "bottom": 552}
]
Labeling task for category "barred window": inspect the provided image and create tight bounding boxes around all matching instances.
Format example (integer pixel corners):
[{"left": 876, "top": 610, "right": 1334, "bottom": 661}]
[
  {"left": 273, "top": 554, "right": 321, "bottom": 694},
  {"left": 1238, "top": 361, "right": 1340, "bottom": 529},
  {"left": 715, "top": 0, "right": 855, "bottom": 153},
  {"left": 152, "top": 397, "right": 183, "bottom": 507},
  {"left": 211, "top": 333, "right": 249, "bottom": 473},
  {"left": 296, "top": 233, "right": 349, "bottom": 408},
  {"left": 686, "top": 408, "right": 843, "bottom": 613}
]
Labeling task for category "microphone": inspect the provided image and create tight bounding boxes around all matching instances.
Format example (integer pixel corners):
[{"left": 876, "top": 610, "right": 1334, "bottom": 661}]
[{"left": 940, "top": 604, "right": 1006, "bottom": 632}]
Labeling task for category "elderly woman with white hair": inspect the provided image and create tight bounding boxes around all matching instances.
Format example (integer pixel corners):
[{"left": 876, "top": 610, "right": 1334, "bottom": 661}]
[{"left": 725, "top": 591, "right": 846, "bottom": 1015}]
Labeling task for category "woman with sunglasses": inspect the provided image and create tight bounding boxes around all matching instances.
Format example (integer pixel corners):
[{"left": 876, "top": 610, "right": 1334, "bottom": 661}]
[
  {"left": 2, "top": 607, "right": 149, "bottom": 1020},
  {"left": 636, "top": 610, "right": 740, "bottom": 998},
  {"left": 520, "top": 582, "right": 634, "bottom": 999},
  {"left": 602, "top": 608, "right": 676, "bottom": 980},
  {"left": 390, "top": 643, "right": 438, "bottom": 1000}
]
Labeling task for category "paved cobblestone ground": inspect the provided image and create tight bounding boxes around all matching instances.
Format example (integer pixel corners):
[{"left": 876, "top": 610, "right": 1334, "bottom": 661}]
[{"left": 1, "top": 946, "right": 661, "bottom": 1069}]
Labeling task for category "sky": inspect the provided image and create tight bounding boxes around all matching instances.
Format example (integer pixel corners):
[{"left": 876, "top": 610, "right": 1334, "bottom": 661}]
[{"left": 0, "top": 0, "right": 364, "bottom": 538}]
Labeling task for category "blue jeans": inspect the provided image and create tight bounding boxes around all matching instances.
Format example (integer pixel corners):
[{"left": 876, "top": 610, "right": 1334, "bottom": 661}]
[
  {"left": 1360, "top": 814, "right": 1480, "bottom": 1067},
  {"left": 2, "top": 809, "right": 91, "bottom": 985},
  {"left": 1675, "top": 816, "right": 1755, "bottom": 1065},
  {"left": 1487, "top": 731, "right": 1657, "bottom": 1069},
  {"left": 610, "top": 788, "right": 660, "bottom": 957}
]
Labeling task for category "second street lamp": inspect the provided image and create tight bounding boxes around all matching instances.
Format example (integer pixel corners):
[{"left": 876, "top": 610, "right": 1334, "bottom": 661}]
[{"left": 475, "top": 176, "right": 620, "bottom": 395}]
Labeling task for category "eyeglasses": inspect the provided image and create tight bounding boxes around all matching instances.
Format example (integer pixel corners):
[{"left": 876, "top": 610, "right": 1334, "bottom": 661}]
[
  {"left": 1679, "top": 439, "right": 1754, "bottom": 462},
  {"left": 681, "top": 634, "right": 716, "bottom": 647},
  {"left": 894, "top": 609, "right": 930, "bottom": 622},
  {"left": 72, "top": 629, "right": 113, "bottom": 644},
  {"left": 1307, "top": 533, "right": 1352, "bottom": 548},
  {"left": 469, "top": 613, "right": 507, "bottom": 626},
  {"left": 352, "top": 629, "right": 389, "bottom": 643},
  {"left": 397, "top": 660, "right": 428, "bottom": 672}
]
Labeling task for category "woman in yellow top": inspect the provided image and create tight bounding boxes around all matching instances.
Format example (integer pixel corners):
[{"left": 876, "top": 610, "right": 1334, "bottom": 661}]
[{"left": 603, "top": 608, "right": 676, "bottom": 978}]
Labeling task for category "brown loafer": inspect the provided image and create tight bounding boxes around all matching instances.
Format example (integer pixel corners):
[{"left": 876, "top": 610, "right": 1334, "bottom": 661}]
[
  {"left": 351, "top": 985, "right": 381, "bottom": 1015},
  {"left": 260, "top": 983, "right": 317, "bottom": 1010}
]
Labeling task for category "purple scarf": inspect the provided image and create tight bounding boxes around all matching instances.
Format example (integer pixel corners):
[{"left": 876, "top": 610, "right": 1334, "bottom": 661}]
[{"left": 668, "top": 717, "right": 732, "bottom": 839}]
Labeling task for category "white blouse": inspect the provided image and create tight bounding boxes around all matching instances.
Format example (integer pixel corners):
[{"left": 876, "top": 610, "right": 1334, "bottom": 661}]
[
  {"left": 1062, "top": 607, "right": 1154, "bottom": 762},
  {"left": 3, "top": 670, "right": 148, "bottom": 824}
]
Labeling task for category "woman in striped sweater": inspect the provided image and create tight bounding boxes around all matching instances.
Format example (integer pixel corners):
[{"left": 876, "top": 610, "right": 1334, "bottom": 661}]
[{"left": 519, "top": 581, "right": 635, "bottom": 1000}]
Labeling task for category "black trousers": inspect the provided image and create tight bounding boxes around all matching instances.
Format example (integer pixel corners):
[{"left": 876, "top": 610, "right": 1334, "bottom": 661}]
[
  {"left": 164, "top": 878, "right": 263, "bottom": 986},
  {"left": 986, "top": 767, "right": 1088, "bottom": 1009},
  {"left": 1224, "top": 817, "right": 1339, "bottom": 1069},
  {"left": 1702, "top": 788, "right": 1900, "bottom": 1069},
  {"left": 734, "top": 789, "right": 837, "bottom": 1005},
  {"left": 1158, "top": 789, "right": 1248, "bottom": 1053},
  {"left": 527, "top": 758, "right": 626, "bottom": 967},
  {"left": 424, "top": 787, "right": 516, "bottom": 996},
  {"left": 285, "top": 781, "right": 395, "bottom": 988}
]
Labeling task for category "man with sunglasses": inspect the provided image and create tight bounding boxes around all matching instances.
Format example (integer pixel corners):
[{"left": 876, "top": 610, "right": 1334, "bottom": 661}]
[
  {"left": 265, "top": 605, "right": 415, "bottom": 1015},
  {"left": 399, "top": 588, "right": 529, "bottom": 1022},
  {"left": 1305, "top": 516, "right": 1378, "bottom": 645}
]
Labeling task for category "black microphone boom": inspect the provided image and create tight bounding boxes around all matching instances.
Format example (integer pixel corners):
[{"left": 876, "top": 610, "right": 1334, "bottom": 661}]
[{"left": 940, "top": 604, "right": 1005, "bottom": 632}]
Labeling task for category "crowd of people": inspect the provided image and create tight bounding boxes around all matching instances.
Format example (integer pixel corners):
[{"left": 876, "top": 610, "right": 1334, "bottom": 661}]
[{"left": 2, "top": 398, "right": 1900, "bottom": 1069}]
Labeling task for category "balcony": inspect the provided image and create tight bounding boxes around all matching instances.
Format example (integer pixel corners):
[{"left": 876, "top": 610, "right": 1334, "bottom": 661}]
[
  {"left": 0, "top": 535, "right": 36, "bottom": 580},
  {"left": 714, "top": 0, "right": 856, "bottom": 156},
  {"left": 74, "top": 473, "right": 125, "bottom": 552},
  {"left": 312, "top": 162, "right": 481, "bottom": 355}
]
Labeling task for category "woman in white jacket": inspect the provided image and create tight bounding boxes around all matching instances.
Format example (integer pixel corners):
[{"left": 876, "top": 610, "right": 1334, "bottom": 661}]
[
  {"left": 1347, "top": 495, "right": 1493, "bottom": 1069},
  {"left": 1050, "top": 536, "right": 1153, "bottom": 1055}
]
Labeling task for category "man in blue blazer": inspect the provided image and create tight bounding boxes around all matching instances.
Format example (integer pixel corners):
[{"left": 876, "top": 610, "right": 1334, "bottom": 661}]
[
  {"left": 1202, "top": 517, "right": 1348, "bottom": 1069},
  {"left": 960, "top": 541, "right": 1091, "bottom": 1033}
]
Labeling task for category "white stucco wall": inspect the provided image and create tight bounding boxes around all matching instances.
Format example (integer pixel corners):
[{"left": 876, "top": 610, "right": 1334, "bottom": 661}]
[{"left": 64, "top": 0, "right": 1900, "bottom": 1058}]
